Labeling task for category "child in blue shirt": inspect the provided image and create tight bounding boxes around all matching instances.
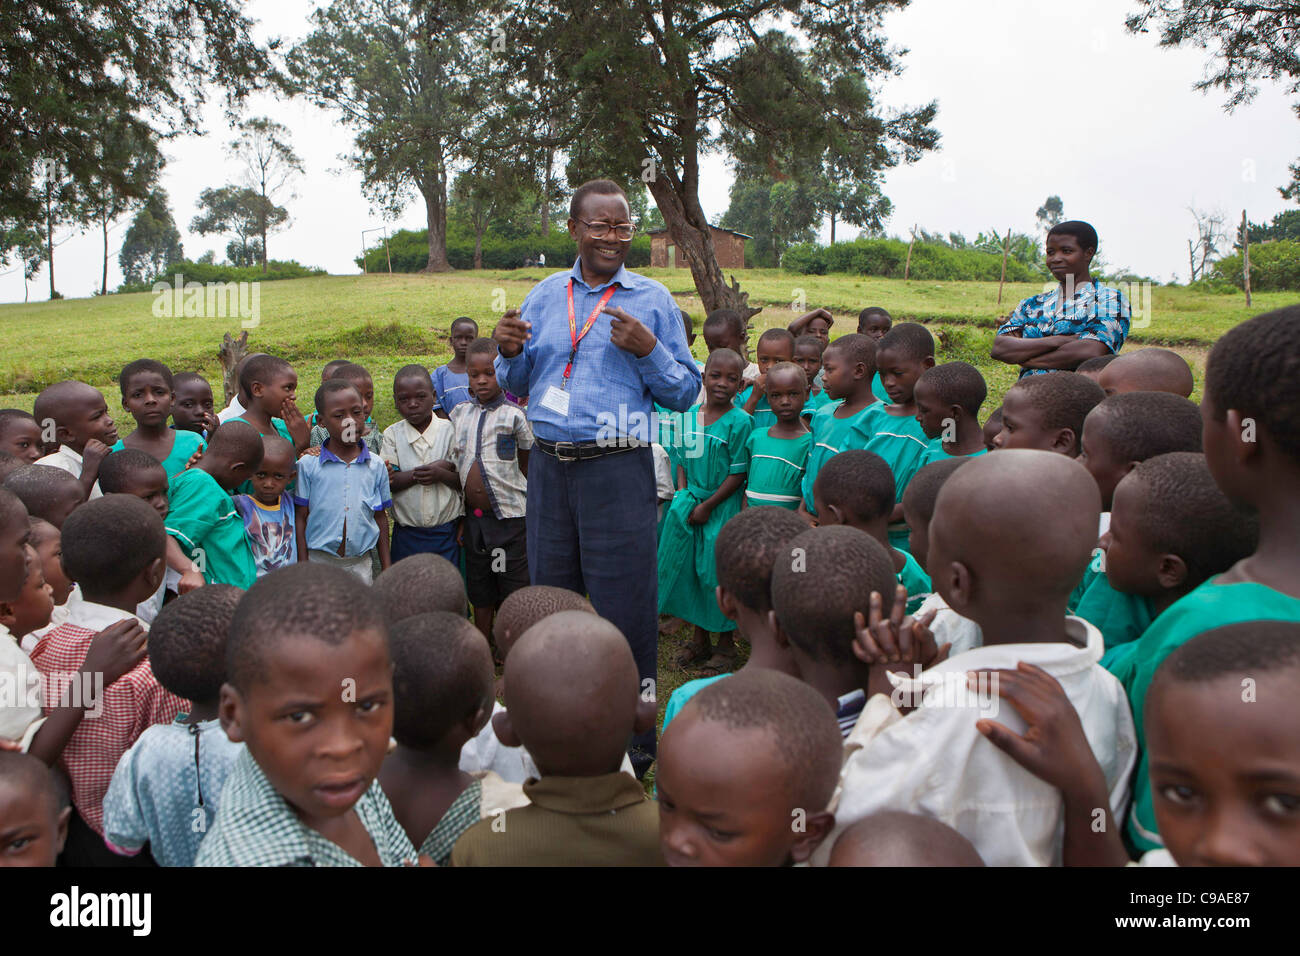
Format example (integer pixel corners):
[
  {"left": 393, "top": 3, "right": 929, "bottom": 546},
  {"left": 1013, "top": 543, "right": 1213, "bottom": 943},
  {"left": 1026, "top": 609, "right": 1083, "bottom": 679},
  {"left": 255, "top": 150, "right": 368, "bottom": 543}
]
[
  {"left": 432, "top": 317, "right": 478, "bottom": 419},
  {"left": 102, "top": 585, "right": 245, "bottom": 867},
  {"left": 295, "top": 381, "right": 392, "bottom": 585},
  {"left": 232, "top": 434, "right": 298, "bottom": 577}
]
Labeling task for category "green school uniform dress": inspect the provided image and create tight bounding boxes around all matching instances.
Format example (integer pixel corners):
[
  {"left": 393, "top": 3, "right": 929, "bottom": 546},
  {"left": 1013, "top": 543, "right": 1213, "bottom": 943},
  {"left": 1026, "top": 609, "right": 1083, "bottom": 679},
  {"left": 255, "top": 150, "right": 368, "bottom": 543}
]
[
  {"left": 745, "top": 426, "right": 811, "bottom": 510},
  {"left": 111, "top": 429, "right": 205, "bottom": 481},
  {"left": 165, "top": 468, "right": 258, "bottom": 589},
  {"left": 800, "top": 399, "right": 872, "bottom": 512},
  {"left": 850, "top": 403, "right": 931, "bottom": 554},
  {"left": 734, "top": 385, "right": 776, "bottom": 430},
  {"left": 657, "top": 404, "right": 752, "bottom": 633},
  {"left": 918, "top": 439, "right": 988, "bottom": 469},
  {"left": 1074, "top": 572, "right": 1155, "bottom": 651},
  {"left": 897, "top": 549, "right": 931, "bottom": 615},
  {"left": 1101, "top": 576, "right": 1300, "bottom": 853}
]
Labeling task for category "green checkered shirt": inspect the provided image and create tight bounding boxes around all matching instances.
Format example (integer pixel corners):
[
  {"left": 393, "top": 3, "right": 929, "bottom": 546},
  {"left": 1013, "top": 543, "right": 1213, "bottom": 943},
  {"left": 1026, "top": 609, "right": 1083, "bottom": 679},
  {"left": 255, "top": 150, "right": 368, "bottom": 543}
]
[
  {"left": 195, "top": 749, "right": 417, "bottom": 867},
  {"left": 421, "top": 779, "right": 483, "bottom": 866}
]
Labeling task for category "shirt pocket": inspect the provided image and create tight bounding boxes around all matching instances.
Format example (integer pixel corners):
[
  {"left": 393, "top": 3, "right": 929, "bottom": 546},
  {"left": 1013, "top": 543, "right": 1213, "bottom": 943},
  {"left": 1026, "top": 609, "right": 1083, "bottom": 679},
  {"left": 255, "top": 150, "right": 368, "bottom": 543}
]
[{"left": 496, "top": 427, "right": 517, "bottom": 461}]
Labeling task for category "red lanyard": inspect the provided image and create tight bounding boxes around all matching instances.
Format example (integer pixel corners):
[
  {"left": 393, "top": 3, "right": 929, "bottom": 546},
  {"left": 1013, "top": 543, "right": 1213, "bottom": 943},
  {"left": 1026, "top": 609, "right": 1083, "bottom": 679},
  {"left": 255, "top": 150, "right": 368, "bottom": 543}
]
[{"left": 564, "top": 279, "right": 616, "bottom": 384}]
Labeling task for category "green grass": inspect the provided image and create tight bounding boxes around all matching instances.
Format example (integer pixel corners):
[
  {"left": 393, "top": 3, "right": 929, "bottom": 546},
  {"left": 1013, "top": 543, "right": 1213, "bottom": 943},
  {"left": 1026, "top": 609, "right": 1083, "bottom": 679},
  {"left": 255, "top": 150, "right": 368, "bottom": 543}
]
[{"left": 3, "top": 268, "right": 1283, "bottom": 748}]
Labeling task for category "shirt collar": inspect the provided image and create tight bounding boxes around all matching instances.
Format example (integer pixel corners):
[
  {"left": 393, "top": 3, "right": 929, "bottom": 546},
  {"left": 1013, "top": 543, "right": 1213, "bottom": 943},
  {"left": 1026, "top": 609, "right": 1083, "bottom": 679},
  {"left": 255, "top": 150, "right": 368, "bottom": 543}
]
[
  {"left": 472, "top": 391, "right": 507, "bottom": 412},
  {"left": 68, "top": 600, "right": 144, "bottom": 633},
  {"left": 522, "top": 771, "right": 648, "bottom": 815},
  {"left": 320, "top": 438, "right": 372, "bottom": 464},
  {"left": 568, "top": 257, "right": 634, "bottom": 293},
  {"left": 399, "top": 417, "right": 446, "bottom": 442}
]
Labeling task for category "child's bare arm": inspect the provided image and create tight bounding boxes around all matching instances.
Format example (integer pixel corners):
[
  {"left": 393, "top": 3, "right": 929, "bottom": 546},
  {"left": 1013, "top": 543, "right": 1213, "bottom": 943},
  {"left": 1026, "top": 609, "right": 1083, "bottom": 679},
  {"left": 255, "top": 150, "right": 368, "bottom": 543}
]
[
  {"left": 165, "top": 536, "right": 204, "bottom": 593},
  {"left": 787, "top": 307, "right": 833, "bottom": 335},
  {"left": 375, "top": 508, "right": 390, "bottom": 571},
  {"left": 974, "top": 662, "right": 1130, "bottom": 867},
  {"left": 79, "top": 439, "right": 111, "bottom": 499},
  {"left": 517, "top": 448, "right": 529, "bottom": 479},
  {"left": 280, "top": 398, "right": 310, "bottom": 452},
  {"left": 688, "top": 474, "right": 745, "bottom": 525},
  {"left": 295, "top": 504, "right": 310, "bottom": 563},
  {"left": 387, "top": 463, "right": 417, "bottom": 492}
]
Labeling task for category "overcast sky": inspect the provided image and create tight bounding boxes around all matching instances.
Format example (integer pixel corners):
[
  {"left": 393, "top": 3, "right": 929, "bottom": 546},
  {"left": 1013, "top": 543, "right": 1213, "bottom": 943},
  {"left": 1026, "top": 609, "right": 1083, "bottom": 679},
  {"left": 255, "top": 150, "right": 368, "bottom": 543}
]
[{"left": 3, "top": 0, "right": 1296, "bottom": 303}]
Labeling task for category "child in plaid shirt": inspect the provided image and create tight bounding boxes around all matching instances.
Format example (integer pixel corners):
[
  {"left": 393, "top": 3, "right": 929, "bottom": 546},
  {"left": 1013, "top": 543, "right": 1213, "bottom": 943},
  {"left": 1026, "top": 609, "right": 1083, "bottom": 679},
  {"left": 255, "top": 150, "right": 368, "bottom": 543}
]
[
  {"left": 197, "top": 564, "right": 419, "bottom": 866},
  {"left": 27, "top": 496, "right": 187, "bottom": 860},
  {"left": 450, "top": 339, "right": 533, "bottom": 641}
]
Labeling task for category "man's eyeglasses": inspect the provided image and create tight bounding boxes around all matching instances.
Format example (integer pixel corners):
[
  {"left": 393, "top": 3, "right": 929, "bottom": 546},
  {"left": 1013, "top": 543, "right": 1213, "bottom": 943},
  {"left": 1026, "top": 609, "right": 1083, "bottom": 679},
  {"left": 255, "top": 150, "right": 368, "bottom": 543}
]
[{"left": 577, "top": 219, "right": 636, "bottom": 241}]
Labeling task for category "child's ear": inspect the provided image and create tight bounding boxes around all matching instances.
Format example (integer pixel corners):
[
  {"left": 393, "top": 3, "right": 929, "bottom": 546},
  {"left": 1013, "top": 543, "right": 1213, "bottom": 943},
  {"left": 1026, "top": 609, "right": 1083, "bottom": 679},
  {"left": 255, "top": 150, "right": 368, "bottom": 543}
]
[
  {"left": 0, "top": 601, "right": 16, "bottom": 630},
  {"left": 943, "top": 560, "right": 973, "bottom": 612},
  {"left": 1053, "top": 428, "right": 1078, "bottom": 457},
  {"left": 767, "top": 609, "right": 791, "bottom": 650},
  {"left": 825, "top": 503, "right": 846, "bottom": 526},
  {"left": 54, "top": 804, "right": 72, "bottom": 855},
  {"left": 219, "top": 683, "right": 246, "bottom": 742},
  {"left": 1155, "top": 554, "right": 1189, "bottom": 591},
  {"left": 466, "top": 699, "right": 492, "bottom": 738},
  {"left": 791, "top": 810, "right": 837, "bottom": 864},
  {"left": 922, "top": 356, "right": 935, "bottom": 371},
  {"left": 1224, "top": 409, "right": 1262, "bottom": 465},
  {"left": 715, "top": 585, "right": 740, "bottom": 623},
  {"left": 492, "top": 709, "right": 521, "bottom": 748},
  {"left": 144, "top": 556, "right": 165, "bottom": 593},
  {"left": 634, "top": 697, "right": 656, "bottom": 735}
]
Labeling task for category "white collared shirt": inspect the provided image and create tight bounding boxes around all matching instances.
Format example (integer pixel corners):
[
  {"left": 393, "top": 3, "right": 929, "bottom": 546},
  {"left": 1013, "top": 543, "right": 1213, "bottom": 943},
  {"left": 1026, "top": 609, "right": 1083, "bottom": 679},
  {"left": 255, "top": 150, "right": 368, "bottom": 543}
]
[
  {"left": 35, "top": 445, "right": 102, "bottom": 499},
  {"left": 380, "top": 417, "right": 463, "bottom": 529},
  {"left": 815, "top": 616, "right": 1136, "bottom": 867},
  {"left": 0, "top": 623, "right": 46, "bottom": 751},
  {"left": 216, "top": 395, "right": 246, "bottom": 424}
]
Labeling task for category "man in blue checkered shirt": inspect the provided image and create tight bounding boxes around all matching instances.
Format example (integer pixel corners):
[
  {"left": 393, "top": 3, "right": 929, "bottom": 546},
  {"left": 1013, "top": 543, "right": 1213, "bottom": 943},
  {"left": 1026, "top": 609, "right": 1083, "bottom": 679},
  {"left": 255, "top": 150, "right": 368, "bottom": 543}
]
[{"left": 991, "top": 220, "right": 1131, "bottom": 378}]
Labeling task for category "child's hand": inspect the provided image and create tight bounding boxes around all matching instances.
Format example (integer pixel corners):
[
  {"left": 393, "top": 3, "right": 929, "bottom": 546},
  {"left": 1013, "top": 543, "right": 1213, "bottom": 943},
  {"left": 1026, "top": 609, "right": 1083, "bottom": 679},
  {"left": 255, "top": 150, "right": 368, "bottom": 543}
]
[
  {"left": 280, "top": 398, "right": 309, "bottom": 445},
  {"left": 82, "top": 439, "right": 111, "bottom": 470},
  {"left": 974, "top": 661, "right": 1104, "bottom": 795},
  {"left": 853, "top": 585, "right": 947, "bottom": 667},
  {"left": 412, "top": 463, "right": 439, "bottom": 485},
  {"left": 82, "top": 618, "right": 148, "bottom": 687},
  {"left": 455, "top": 520, "right": 464, "bottom": 545},
  {"left": 688, "top": 502, "right": 712, "bottom": 525},
  {"left": 178, "top": 569, "right": 205, "bottom": 594},
  {"left": 201, "top": 410, "right": 218, "bottom": 435},
  {"left": 182, "top": 447, "right": 204, "bottom": 471},
  {"left": 302, "top": 445, "right": 322, "bottom": 458}
]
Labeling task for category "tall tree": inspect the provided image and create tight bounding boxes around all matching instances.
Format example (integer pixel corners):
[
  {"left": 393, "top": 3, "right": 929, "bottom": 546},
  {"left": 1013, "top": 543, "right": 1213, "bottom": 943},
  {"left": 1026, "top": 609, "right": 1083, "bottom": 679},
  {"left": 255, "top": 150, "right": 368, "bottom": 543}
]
[
  {"left": 503, "top": 0, "right": 937, "bottom": 320},
  {"left": 1127, "top": 2, "right": 1300, "bottom": 200},
  {"left": 230, "top": 117, "right": 303, "bottom": 273},
  {"left": 119, "top": 189, "right": 183, "bottom": 285},
  {"left": 289, "top": 0, "right": 500, "bottom": 273},
  {"left": 34, "top": 159, "right": 85, "bottom": 299},
  {"left": 1187, "top": 205, "right": 1229, "bottom": 281},
  {"left": 1035, "top": 195, "right": 1064, "bottom": 230},
  {"left": 84, "top": 115, "right": 162, "bottom": 295},
  {"left": 0, "top": 0, "right": 272, "bottom": 259},
  {"left": 0, "top": 225, "right": 45, "bottom": 302},
  {"left": 449, "top": 159, "right": 534, "bottom": 268},
  {"left": 191, "top": 185, "right": 284, "bottom": 266}
]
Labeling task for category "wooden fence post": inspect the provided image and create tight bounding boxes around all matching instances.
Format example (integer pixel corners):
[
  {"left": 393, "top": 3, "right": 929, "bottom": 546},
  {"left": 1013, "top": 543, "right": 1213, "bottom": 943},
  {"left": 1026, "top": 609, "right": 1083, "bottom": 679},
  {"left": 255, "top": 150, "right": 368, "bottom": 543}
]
[
  {"left": 1241, "top": 209, "right": 1252, "bottom": 306},
  {"left": 904, "top": 224, "right": 917, "bottom": 280}
]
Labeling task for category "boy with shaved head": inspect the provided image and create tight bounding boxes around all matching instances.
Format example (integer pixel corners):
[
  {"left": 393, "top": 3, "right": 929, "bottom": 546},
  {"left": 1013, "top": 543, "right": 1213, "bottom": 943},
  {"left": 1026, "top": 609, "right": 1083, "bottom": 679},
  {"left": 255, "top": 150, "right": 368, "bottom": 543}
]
[
  {"left": 1098, "top": 347, "right": 1194, "bottom": 398},
  {"left": 34, "top": 380, "right": 119, "bottom": 500},
  {"left": 829, "top": 811, "right": 985, "bottom": 867},
  {"left": 0, "top": 751, "right": 71, "bottom": 866},
  {"left": 817, "top": 450, "right": 1137, "bottom": 866},
  {"left": 450, "top": 611, "right": 661, "bottom": 866},
  {"left": 658, "top": 669, "right": 842, "bottom": 866}
]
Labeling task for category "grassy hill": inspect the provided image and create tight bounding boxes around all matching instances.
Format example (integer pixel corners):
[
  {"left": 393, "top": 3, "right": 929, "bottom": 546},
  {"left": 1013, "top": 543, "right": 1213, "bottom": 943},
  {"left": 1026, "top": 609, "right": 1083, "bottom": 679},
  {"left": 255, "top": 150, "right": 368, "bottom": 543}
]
[{"left": 0, "top": 268, "right": 1287, "bottom": 425}]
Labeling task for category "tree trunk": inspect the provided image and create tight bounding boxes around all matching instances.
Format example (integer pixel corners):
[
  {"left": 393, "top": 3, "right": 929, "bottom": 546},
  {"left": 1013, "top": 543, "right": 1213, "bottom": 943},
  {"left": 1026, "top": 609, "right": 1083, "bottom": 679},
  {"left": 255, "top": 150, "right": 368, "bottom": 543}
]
[
  {"left": 646, "top": 167, "right": 758, "bottom": 322},
  {"left": 261, "top": 219, "right": 268, "bottom": 274},
  {"left": 474, "top": 221, "right": 485, "bottom": 269},
  {"left": 1188, "top": 239, "right": 1196, "bottom": 283},
  {"left": 101, "top": 216, "right": 109, "bottom": 296},
  {"left": 541, "top": 147, "right": 553, "bottom": 236},
  {"left": 421, "top": 168, "right": 453, "bottom": 273},
  {"left": 219, "top": 330, "right": 250, "bottom": 408},
  {"left": 46, "top": 202, "right": 55, "bottom": 300},
  {"left": 829, "top": 210, "right": 836, "bottom": 245}
]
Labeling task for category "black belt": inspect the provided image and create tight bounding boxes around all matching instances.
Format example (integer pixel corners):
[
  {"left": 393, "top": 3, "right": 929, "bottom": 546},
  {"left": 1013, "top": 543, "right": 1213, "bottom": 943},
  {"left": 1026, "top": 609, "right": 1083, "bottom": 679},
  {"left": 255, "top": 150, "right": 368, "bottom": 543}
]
[{"left": 534, "top": 437, "right": 647, "bottom": 462}]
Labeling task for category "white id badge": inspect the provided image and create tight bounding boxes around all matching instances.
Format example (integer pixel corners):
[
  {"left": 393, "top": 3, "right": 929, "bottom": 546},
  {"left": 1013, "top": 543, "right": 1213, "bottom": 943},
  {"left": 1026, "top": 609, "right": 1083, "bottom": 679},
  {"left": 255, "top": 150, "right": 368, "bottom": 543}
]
[{"left": 539, "top": 384, "right": 571, "bottom": 416}]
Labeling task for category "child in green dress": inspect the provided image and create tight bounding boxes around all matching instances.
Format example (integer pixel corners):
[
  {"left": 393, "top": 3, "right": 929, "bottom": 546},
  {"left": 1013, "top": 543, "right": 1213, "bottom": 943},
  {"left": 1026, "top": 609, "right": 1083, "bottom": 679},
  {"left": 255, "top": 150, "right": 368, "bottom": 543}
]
[
  {"left": 857, "top": 306, "right": 893, "bottom": 403},
  {"left": 812, "top": 449, "right": 930, "bottom": 614},
  {"left": 658, "top": 349, "right": 753, "bottom": 674},
  {"left": 1101, "top": 304, "right": 1300, "bottom": 854},
  {"left": 111, "top": 360, "right": 205, "bottom": 480},
  {"left": 737, "top": 329, "right": 795, "bottom": 429},
  {"left": 744, "top": 363, "right": 811, "bottom": 510},
  {"left": 849, "top": 323, "right": 934, "bottom": 552},
  {"left": 914, "top": 361, "right": 989, "bottom": 466},
  {"left": 794, "top": 334, "right": 832, "bottom": 422},
  {"left": 798, "top": 334, "right": 878, "bottom": 522}
]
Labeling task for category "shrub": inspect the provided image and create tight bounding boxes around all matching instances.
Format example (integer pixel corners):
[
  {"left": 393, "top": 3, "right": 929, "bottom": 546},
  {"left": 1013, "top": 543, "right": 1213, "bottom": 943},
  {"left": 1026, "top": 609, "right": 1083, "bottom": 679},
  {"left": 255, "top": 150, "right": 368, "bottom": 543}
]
[
  {"left": 355, "top": 228, "right": 652, "bottom": 272},
  {"left": 781, "top": 237, "right": 1046, "bottom": 282},
  {"left": 1211, "top": 239, "right": 1300, "bottom": 292},
  {"left": 118, "top": 259, "right": 327, "bottom": 292}
]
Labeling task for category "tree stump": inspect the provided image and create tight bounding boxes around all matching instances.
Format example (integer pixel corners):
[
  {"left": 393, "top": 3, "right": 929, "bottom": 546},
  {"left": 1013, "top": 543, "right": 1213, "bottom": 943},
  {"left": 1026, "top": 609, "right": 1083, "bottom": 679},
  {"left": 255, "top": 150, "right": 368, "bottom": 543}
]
[{"left": 218, "top": 330, "right": 250, "bottom": 408}]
